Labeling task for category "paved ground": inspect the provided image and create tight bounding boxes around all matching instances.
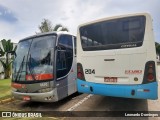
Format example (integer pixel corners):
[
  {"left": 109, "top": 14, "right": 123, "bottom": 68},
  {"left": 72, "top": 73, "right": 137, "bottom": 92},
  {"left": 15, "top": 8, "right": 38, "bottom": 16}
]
[
  {"left": 0, "top": 82, "right": 159, "bottom": 120},
  {"left": 0, "top": 66, "right": 160, "bottom": 120}
]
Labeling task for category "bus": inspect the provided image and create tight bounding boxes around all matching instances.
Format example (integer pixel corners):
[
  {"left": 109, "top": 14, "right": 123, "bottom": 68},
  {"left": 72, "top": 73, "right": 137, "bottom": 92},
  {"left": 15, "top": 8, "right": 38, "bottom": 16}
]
[
  {"left": 77, "top": 13, "right": 158, "bottom": 100},
  {"left": 11, "top": 31, "right": 77, "bottom": 102}
]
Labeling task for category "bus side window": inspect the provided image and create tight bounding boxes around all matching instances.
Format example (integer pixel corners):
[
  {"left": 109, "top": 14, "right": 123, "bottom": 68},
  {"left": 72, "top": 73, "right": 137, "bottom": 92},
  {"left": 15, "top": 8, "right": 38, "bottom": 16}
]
[
  {"left": 74, "top": 36, "right": 76, "bottom": 56},
  {"left": 56, "top": 35, "right": 73, "bottom": 79},
  {"left": 57, "top": 51, "right": 67, "bottom": 70}
]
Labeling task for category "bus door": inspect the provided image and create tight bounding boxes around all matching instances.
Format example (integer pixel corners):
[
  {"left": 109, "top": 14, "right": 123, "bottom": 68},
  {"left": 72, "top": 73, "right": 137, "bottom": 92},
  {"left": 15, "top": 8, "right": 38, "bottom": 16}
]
[
  {"left": 56, "top": 35, "right": 74, "bottom": 100},
  {"left": 72, "top": 36, "right": 77, "bottom": 91}
]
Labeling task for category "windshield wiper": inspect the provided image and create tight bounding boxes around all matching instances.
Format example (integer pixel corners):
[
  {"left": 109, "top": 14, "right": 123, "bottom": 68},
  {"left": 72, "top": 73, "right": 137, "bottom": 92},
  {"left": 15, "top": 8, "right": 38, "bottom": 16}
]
[
  {"left": 15, "top": 56, "right": 25, "bottom": 82},
  {"left": 27, "top": 54, "right": 37, "bottom": 81}
]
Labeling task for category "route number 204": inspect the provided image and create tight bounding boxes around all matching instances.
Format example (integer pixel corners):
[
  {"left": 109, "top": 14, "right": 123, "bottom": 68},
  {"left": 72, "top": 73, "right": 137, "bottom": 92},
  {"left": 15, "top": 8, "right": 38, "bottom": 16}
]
[{"left": 85, "top": 69, "right": 95, "bottom": 74}]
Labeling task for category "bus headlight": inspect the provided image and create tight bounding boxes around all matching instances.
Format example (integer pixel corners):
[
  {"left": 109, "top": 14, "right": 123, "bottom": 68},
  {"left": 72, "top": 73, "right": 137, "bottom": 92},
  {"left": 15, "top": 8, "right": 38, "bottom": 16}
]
[{"left": 38, "top": 88, "right": 52, "bottom": 93}]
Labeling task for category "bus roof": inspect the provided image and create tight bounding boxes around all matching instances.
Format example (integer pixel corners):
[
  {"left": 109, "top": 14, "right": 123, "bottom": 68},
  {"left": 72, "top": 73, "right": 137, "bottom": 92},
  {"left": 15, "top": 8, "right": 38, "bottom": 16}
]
[
  {"left": 19, "top": 31, "right": 75, "bottom": 42},
  {"left": 78, "top": 12, "right": 151, "bottom": 28}
]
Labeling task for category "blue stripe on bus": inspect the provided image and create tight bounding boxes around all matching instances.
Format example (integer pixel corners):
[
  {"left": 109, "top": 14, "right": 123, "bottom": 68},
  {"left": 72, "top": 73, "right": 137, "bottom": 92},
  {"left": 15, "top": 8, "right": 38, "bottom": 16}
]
[{"left": 77, "top": 79, "right": 158, "bottom": 100}]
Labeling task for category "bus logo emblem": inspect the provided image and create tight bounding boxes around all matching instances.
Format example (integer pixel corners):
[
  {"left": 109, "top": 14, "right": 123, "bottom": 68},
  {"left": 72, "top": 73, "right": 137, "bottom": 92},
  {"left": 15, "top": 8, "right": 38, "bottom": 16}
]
[
  {"left": 40, "top": 83, "right": 48, "bottom": 87},
  {"left": 125, "top": 70, "right": 142, "bottom": 74}
]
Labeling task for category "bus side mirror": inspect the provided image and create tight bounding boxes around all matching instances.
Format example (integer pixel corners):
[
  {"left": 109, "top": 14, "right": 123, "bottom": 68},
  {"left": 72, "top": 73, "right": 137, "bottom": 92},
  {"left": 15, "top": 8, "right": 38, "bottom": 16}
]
[
  {"left": 8, "top": 51, "right": 15, "bottom": 55},
  {"left": 56, "top": 45, "right": 66, "bottom": 51},
  {"left": 7, "top": 51, "right": 17, "bottom": 57},
  {"left": 55, "top": 46, "right": 61, "bottom": 50}
]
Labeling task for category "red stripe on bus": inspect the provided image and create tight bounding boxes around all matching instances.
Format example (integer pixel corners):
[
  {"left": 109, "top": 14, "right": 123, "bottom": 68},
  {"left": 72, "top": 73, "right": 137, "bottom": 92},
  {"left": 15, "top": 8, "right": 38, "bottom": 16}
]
[
  {"left": 12, "top": 83, "right": 24, "bottom": 88},
  {"left": 26, "top": 73, "right": 54, "bottom": 81}
]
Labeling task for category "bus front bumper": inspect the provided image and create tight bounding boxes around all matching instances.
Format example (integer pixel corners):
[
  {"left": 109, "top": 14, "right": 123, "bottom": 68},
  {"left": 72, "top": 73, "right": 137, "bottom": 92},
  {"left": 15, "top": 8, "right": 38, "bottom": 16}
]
[
  {"left": 12, "top": 89, "right": 58, "bottom": 102},
  {"left": 77, "top": 79, "right": 158, "bottom": 100}
]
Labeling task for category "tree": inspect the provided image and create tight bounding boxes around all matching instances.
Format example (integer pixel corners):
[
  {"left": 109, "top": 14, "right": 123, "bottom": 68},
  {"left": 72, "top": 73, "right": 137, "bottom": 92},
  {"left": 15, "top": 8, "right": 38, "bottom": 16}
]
[
  {"left": 53, "top": 24, "right": 69, "bottom": 32},
  {"left": 155, "top": 42, "right": 160, "bottom": 60},
  {"left": 38, "top": 19, "right": 69, "bottom": 33},
  {"left": 0, "top": 39, "right": 17, "bottom": 79},
  {"left": 38, "top": 19, "right": 53, "bottom": 33}
]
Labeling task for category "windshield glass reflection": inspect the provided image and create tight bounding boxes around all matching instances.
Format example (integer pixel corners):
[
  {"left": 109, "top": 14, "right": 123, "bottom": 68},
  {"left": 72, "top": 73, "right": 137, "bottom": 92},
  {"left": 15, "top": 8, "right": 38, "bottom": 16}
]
[{"left": 12, "top": 35, "right": 56, "bottom": 82}]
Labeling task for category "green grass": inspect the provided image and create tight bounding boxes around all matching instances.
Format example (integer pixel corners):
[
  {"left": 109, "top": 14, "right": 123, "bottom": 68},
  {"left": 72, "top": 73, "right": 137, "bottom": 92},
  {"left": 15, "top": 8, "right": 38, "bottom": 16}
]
[{"left": 0, "top": 79, "right": 12, "bottom": 100}]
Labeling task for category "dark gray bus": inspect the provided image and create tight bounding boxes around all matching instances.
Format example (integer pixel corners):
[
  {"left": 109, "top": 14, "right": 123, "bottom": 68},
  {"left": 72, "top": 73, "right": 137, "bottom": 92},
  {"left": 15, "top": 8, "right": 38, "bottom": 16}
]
[{"left": 12, "top": 32, "right": 77, "bottom": 102}]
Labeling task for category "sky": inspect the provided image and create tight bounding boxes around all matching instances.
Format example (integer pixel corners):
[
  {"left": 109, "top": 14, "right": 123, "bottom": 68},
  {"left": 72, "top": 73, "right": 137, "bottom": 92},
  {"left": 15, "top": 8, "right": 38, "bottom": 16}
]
[{"left": 0, "top": 0, "right": 159, "bottom": 43}]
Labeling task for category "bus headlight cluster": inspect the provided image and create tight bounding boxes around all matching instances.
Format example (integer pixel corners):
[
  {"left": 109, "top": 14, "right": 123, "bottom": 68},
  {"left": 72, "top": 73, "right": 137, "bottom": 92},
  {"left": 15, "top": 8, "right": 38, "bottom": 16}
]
[{"left": 38, "top": 88, "right": 52, "bottom": 93}]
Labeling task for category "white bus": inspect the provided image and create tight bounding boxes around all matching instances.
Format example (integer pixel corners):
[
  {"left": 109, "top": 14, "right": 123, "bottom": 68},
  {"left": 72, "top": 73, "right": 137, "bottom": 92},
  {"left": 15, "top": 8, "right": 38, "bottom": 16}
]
[
  {"left": 77, "top": 13, "right": 158, "bottom": 100},
  {"left": 12, "top": 32, "right": 77, "bottom": 102}
]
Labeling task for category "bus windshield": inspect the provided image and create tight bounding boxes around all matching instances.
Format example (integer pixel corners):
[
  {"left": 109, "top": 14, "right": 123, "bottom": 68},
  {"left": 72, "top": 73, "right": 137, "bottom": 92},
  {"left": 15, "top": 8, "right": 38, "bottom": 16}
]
[
  {"left": 80, "top": 16, "right": 146, "bottom": 51},
  {"left": 12, "top": 35, "right": 56, "bottom": 83}
]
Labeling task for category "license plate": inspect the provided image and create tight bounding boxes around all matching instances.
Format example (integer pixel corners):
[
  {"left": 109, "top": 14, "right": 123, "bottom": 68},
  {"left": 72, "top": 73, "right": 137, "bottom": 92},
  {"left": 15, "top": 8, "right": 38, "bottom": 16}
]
[
  {"left": 23, "top": 96, "right": 30, "bottom": 101},
  {"left": 104, "top": 77, "right": 117, "bottom": 83}
]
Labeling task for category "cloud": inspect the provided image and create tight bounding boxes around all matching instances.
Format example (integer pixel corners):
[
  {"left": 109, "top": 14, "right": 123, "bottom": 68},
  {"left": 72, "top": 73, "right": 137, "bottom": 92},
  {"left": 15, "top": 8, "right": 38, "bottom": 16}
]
[
  {"left": 0, "top": 0, "right": 159, "bottom": 43},
  {"left": 0, "top": 5, "right": 18, "bottom": 23}
]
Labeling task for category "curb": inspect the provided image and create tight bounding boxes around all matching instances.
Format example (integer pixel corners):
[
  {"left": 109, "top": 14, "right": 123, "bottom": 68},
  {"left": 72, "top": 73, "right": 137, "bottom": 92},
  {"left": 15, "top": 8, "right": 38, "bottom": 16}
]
[{"left": 0, "top": 97, "right": 14, "bottom": 104}]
